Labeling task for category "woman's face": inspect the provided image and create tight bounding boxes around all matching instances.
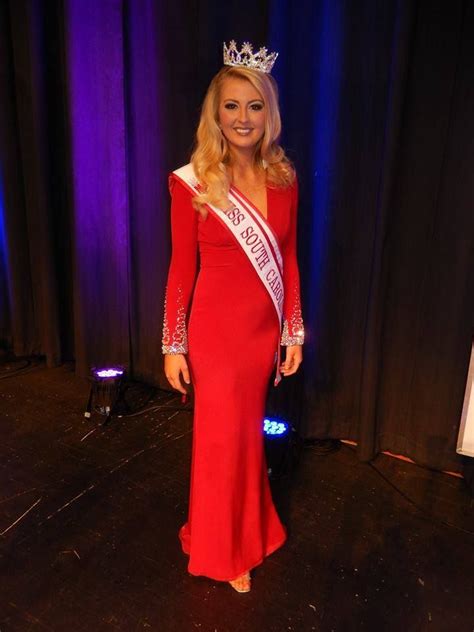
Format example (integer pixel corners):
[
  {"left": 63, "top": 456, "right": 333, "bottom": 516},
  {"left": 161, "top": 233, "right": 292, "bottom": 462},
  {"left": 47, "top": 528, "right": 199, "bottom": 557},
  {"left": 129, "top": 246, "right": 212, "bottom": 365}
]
[{"left": 217, "top": 77, "right": 266, "bottom": 156}]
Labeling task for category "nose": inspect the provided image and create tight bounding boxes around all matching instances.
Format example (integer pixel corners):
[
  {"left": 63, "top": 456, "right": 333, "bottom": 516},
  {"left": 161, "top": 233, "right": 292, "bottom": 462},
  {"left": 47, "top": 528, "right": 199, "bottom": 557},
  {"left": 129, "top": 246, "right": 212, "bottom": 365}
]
[{"left": 236, "top": 105, "right": 249, "bottom": 124}]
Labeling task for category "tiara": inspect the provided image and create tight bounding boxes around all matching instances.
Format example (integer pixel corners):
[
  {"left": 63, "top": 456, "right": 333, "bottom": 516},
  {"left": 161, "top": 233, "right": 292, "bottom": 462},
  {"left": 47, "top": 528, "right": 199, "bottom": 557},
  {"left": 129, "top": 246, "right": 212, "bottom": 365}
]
[{"left": 223, "top": 40, "right": 278, "bottom": 74}]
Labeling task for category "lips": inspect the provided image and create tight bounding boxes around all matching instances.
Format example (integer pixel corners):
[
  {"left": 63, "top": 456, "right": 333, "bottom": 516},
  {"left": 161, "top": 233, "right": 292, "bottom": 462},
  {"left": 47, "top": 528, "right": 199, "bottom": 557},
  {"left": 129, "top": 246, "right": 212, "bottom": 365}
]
[{"left": 234, "top": 127, "right": 253, "bottom": 135}]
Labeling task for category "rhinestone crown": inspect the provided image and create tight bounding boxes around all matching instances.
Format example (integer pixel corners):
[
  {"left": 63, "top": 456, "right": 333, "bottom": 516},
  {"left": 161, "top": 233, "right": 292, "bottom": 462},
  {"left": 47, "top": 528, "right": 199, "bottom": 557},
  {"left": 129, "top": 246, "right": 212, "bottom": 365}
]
[{"left": 223, "top": 40, "right": 278, "bottom": 74}]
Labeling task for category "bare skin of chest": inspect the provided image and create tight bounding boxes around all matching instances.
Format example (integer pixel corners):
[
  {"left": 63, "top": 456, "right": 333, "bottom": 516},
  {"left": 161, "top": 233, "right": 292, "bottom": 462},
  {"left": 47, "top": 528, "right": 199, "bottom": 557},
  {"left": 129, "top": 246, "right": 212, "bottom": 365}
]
[{"left": 232, "top": 177, "right": 268, "bottom": 219}]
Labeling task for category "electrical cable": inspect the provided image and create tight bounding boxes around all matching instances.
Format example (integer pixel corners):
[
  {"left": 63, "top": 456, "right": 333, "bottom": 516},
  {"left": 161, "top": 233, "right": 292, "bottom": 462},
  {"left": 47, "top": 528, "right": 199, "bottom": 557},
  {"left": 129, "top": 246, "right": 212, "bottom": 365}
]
[
  {"left": 303, "top": 438, "right": 341, "bottom": 455},
  {"left": 0, "top": 358, "right": 44, "bottom": 379},
  {"left": 339, "top": 442, "right": 474, "bottom": 537}
]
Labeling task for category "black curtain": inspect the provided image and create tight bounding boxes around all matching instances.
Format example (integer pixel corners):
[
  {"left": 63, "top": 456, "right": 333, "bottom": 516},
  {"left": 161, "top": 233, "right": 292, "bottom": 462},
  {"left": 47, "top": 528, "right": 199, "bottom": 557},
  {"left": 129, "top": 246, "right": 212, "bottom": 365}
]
[{"left": 0, "top": 0, "right": 472, "bottom": 475}]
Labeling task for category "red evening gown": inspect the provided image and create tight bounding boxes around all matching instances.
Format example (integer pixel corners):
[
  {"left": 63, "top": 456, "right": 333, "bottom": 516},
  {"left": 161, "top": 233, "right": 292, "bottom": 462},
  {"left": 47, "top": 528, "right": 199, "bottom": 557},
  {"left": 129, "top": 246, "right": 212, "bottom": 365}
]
[{"left": 161, "top": 165, "right": 304, "bottom": 581}]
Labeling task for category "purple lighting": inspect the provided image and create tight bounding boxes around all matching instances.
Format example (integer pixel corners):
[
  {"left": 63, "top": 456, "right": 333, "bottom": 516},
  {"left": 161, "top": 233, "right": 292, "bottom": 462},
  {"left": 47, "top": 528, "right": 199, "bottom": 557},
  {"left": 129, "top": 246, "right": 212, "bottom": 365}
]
[
  {"left": 64, "top": 0, "right": 130, "bottom": 375},
  {"left": 94, "top": 367, "right": 124, "bottom": 379}
]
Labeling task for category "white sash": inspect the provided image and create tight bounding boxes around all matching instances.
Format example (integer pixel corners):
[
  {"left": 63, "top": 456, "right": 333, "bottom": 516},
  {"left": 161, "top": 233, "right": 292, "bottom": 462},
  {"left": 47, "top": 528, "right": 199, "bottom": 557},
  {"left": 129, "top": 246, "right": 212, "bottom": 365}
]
[{"left": 172, "top": 163, "right": 284, "bottom": 385}]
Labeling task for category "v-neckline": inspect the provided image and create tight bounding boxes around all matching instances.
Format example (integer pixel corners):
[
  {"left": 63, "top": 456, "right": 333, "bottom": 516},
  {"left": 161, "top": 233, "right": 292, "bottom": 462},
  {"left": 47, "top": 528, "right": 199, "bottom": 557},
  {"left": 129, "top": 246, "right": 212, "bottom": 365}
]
[{"left": 230, "top": 183, "right": 269, "bottom": 223}]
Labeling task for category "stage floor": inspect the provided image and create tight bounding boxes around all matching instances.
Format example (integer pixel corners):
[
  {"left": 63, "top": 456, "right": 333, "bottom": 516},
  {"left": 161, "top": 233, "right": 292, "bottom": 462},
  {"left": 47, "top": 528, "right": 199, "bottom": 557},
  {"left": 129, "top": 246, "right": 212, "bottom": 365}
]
[{"left": 1, "top": 360, "right": 473, "bottom": 631}]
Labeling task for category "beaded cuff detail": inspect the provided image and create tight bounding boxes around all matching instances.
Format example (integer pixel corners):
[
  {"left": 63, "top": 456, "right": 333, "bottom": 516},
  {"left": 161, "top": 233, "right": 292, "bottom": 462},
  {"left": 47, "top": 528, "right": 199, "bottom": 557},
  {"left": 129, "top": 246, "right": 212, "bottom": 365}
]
[
  {"left": 280, "top": 319, "right": 305, "bottom": 345},
  {"left": 162, "top": 284, "right": 188, "bottom": 354},
  {"left": 280, "top": 284, "right": 304, "bottom": 345}
]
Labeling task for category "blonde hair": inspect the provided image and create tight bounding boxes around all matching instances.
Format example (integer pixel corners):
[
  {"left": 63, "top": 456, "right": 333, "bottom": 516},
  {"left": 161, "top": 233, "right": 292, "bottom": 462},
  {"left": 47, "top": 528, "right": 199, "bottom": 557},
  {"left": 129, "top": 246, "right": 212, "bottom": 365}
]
[{"left": 190, "top": 65, "right": 295, "bottom": 217}]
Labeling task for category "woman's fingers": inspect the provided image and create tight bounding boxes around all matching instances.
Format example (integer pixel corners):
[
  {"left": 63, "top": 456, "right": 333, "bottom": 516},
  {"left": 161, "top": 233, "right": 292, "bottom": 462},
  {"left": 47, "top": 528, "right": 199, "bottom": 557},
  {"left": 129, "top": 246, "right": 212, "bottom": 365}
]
[
  {"left": 280, "top": 346, "right": 303, "bottom": 376},
  {"left": 173, "top": 373, "right": 188, "bottom": 394},
  {"left": 281, "top": 356, "right": 295, "bottom": 375},
  {"left": 181, "top": 364, "right": 191, "bottom": 385},
  {"left": 164, "top": 354, "right": 191, "bottom": 394},
  {"left": 171, "top": 376, "right": 187, "bottom": 394}
]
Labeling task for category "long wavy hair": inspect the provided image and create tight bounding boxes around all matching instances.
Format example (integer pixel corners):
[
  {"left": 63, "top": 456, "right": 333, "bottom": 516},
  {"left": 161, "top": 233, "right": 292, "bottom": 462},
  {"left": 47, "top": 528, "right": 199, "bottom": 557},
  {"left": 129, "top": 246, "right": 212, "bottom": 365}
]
[{"left": 190, "top": 65, "right": 295, "bottom": 217}]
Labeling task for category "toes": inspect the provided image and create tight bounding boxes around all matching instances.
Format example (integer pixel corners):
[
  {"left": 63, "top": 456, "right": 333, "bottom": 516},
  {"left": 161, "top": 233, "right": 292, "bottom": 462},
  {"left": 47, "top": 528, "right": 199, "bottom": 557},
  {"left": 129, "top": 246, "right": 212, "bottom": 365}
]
[{"left": 229, "top": 571, "right": 251, "bottom": 592}]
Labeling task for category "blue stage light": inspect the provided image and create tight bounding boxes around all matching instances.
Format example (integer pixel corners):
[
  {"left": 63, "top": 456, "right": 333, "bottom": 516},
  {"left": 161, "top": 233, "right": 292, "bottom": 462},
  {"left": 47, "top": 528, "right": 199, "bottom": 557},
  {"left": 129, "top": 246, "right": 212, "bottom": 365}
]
[
  {"left": 263, "top": 417, "right": 298, "bottom": 480},
  {"left": 263, "top": 417, "right": 289, "bottom": 437}
]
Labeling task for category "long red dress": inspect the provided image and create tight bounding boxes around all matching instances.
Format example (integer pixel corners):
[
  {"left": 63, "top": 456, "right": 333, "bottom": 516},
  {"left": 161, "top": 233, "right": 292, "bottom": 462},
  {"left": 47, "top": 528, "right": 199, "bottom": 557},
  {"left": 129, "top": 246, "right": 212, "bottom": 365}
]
[{"left": 162, "top": 164, "right": 304, "bottom": 581}]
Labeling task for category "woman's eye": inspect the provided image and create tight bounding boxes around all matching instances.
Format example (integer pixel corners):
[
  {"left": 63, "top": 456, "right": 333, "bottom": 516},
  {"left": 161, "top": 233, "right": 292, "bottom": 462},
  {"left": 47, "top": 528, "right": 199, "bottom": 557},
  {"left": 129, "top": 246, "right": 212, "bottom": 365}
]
[{"left": 223, "top": 103, "right": 263, "bottom": 110}]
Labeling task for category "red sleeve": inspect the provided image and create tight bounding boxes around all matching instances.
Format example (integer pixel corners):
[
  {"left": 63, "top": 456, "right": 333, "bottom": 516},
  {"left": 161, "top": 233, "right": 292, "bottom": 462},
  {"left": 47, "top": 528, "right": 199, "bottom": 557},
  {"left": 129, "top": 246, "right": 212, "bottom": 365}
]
[
  {"left": 280, "top": 176, "right": 305, "bottom": 346},
  {"left": 161, "top": 174, "right": 199, "bottom": 354}
]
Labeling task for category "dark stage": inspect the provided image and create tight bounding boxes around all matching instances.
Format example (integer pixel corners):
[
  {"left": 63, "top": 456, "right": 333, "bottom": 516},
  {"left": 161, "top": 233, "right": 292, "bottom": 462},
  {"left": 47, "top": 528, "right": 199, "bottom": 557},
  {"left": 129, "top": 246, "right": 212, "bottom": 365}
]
[{"left": 1, "top": 360, "right": 473, "bottom": 632}]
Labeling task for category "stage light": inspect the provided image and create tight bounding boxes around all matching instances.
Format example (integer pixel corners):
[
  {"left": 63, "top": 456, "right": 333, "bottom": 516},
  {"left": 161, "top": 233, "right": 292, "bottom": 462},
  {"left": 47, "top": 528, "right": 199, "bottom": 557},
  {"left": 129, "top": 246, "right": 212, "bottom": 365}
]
[
  {"left": 84, "top": 365, "right": 126, "bottom": 425},
  {"left": 95, "top": 368, "right": 124, "bottom": 379},
  {"left": 264, "top": 417, "right": 289, "bottom": 436},
  {"left": 263, "top": 416, "right": 298, "bottom": 480}
]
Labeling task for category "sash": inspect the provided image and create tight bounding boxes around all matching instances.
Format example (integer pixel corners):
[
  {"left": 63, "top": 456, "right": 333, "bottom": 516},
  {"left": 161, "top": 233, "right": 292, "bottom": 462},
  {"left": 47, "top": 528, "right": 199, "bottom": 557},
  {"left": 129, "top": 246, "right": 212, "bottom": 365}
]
[{"left": 172, "top": 163, "right": 284, "bottom": 386}]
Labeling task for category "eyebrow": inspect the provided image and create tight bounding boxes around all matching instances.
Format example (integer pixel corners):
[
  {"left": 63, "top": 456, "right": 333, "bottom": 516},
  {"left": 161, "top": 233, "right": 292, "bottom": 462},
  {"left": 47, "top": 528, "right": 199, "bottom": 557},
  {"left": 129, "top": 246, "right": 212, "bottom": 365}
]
[{"left": 223, "top": 98, "right": 264, "bottom": 103}]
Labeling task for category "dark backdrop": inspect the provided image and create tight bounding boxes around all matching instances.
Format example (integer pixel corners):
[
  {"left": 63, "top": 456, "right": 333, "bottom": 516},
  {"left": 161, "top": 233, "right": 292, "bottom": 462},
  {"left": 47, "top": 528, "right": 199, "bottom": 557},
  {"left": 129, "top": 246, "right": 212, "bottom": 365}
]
[{"left": 0, "top": 0, "right": 472, "bottom": 474}]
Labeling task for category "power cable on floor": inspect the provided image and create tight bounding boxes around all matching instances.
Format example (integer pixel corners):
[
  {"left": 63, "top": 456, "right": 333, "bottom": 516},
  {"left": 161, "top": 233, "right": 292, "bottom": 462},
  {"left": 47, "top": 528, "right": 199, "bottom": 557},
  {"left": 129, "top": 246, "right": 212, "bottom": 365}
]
[
  {"left": 340, "top": 442, "right": 474, "bottom": 537},
  {"left": 0, "top": 357, "right": 44, "bottom": 379}
]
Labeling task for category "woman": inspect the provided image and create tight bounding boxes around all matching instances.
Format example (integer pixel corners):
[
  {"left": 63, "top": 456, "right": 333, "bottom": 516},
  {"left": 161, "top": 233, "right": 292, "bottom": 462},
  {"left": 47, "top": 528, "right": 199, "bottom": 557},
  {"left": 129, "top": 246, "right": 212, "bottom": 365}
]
[{"left": 162, "top": 40, "right": 304, "bottom": 593}]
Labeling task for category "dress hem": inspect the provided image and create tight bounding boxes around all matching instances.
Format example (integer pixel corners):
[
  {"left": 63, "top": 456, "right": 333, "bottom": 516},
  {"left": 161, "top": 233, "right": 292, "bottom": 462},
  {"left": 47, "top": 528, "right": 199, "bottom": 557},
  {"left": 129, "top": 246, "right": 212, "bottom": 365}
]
[{"left": 181, "top": 530, "right": 288, "bottom": 582}]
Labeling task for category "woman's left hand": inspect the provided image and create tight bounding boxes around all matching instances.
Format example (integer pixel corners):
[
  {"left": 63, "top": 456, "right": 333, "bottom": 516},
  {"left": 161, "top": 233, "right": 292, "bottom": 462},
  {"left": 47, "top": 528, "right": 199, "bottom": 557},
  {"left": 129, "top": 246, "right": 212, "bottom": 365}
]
[{"left": 280, "top": 345, "right": 303, "bottom": 376}]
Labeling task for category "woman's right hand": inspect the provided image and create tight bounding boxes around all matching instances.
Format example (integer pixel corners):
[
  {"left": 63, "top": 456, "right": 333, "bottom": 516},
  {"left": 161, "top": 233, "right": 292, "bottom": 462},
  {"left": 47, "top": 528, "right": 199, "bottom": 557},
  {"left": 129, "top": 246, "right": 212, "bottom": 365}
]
[{"left": 164, "top": 354, "right": 191, "bottom": 394}]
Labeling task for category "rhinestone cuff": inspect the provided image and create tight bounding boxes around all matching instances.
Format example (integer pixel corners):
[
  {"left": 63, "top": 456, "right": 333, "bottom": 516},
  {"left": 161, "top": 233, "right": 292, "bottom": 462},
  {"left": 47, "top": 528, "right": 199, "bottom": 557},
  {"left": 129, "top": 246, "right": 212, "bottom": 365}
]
[
  {"left": 280, "top": 319, "right": 305, "bottom": 346},
  {"left": 161, "top": 283, "right": 188, "bottom": 354},
  {"left": 162, "top": 342, "right": 187, "bottom": 354},
  {"left": 280, "top": 283, "right": 304, "bottom": 345}
]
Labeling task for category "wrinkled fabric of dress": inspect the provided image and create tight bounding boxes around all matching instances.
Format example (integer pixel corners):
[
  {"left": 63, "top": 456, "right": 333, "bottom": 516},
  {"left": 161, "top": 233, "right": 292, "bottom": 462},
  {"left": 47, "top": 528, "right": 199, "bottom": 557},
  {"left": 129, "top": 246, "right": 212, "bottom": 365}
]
[{"left": 162, "top": 165, "right": 304, "bottom": 581}]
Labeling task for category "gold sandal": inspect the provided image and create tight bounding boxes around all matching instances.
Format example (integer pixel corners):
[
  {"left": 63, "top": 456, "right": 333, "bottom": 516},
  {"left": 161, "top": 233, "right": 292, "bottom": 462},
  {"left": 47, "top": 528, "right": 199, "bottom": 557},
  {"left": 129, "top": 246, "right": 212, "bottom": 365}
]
[{"left": 229, "top": 571, "right": 251, "bottom": 593}]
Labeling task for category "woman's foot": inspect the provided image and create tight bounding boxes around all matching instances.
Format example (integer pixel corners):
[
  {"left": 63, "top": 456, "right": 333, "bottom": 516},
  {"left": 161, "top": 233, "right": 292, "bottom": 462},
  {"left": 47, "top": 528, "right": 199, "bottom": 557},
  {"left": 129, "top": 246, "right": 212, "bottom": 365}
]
[{"left": 229, "top": 570, "right": 251, "bottom": 593}]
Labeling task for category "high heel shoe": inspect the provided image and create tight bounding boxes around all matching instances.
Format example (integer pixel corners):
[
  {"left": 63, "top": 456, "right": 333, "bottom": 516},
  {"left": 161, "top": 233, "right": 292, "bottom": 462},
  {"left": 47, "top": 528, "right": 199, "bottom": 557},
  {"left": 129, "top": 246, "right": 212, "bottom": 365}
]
[{"left": 228, "top": 570, "right": 251, "bottom": 593}]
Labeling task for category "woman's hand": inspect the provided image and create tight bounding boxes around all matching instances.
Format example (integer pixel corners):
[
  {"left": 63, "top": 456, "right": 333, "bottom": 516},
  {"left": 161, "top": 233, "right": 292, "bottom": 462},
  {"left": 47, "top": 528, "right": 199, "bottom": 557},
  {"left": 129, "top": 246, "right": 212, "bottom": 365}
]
[
  {"left": 280, "top": 345, "right": 303, "bottom": 377},
  {"left": 164, "top": 354, "right": 191, "bottom": 394}
]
